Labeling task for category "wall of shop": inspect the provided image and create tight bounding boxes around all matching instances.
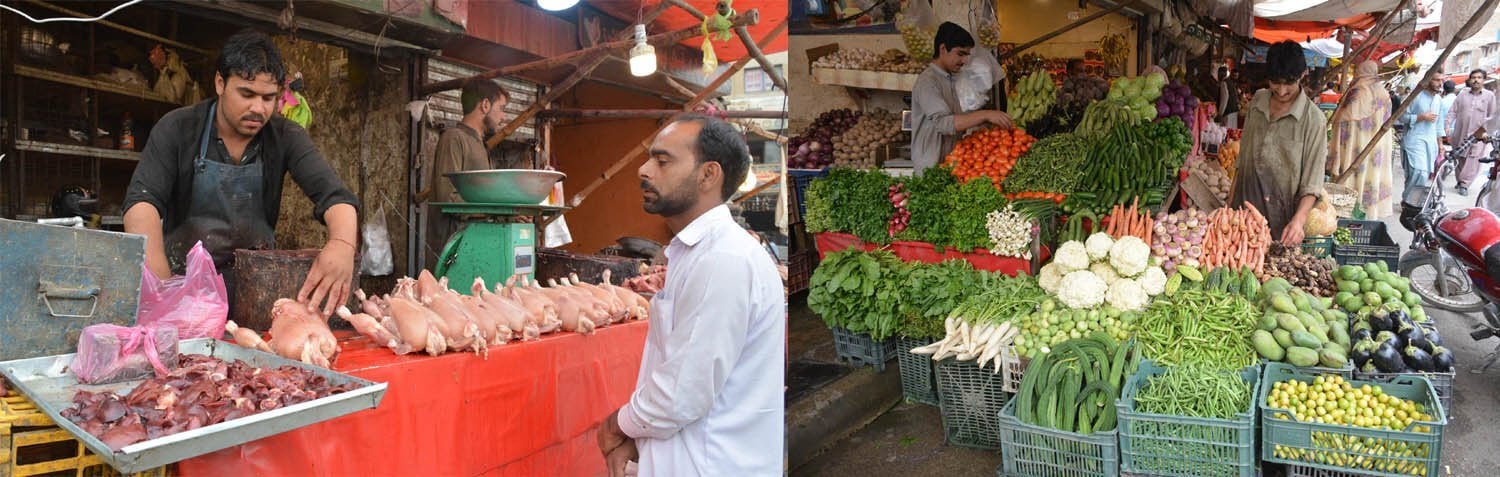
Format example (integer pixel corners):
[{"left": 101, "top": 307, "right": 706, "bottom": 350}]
[
  {"left": 549, "top": 82, "right": 674, "bottom": 254},
  {"left": 787, "top": 0, "right": 1139, "bottom": 128},
  {"left": 270, "top": 37, "right": 412, "bottom": 285}
]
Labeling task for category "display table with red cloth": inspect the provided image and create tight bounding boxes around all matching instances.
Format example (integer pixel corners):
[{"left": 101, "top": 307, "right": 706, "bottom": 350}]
[
  {"left": 177, "top": 320, "right": 649, "bottom": 477},
  {"left": 813, "top": 232, "right": 1045, "bottom": 276}
]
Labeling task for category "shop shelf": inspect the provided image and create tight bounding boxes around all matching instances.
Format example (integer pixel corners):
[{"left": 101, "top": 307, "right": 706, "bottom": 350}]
[
  {"left": 1116, "top": 362, "right": 1259, "bottom": 477},
  {"left": 936, "top": 359, "right": 1009, "bottom": 450}
]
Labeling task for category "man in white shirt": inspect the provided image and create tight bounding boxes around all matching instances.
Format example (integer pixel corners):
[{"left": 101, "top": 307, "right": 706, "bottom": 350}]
[{"left": 596, "top": 114, "right": 786, "bottom": 476}]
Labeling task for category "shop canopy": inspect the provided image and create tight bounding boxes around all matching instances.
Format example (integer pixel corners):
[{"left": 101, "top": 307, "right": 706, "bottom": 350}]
[{"left": 586, "top": 0, "right": 787, "bottom": 62}]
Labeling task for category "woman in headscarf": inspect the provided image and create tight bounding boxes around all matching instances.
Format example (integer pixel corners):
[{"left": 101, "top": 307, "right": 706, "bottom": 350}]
[{"left": 1328, "top": 60, "right": 1396, "bottom": 219}]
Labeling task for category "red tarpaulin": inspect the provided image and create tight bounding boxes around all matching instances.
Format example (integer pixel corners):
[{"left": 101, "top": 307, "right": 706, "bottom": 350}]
[
  {"left": 586, "top": 0, "right": 787, "bottom": 61},
  {"left": 177, "top": 321, "right": 649, "bottom": 477},
  {"left": 1253, "top": 15, "right": 1379, "bottom": 43},
  {"left": 813, "top": 232, "right": 1044, "bottom": 276}
]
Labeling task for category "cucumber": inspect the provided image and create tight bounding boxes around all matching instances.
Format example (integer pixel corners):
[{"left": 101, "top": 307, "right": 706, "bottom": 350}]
[
  {"left": 1285, "top": 346, "right": 1320, "bottom": 367},
  {"left": 1178, "top": 265, "right": 1204, "bottom": 282}
]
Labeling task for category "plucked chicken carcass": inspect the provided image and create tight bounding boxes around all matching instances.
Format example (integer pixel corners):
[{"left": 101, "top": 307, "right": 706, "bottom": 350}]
[
  {"left": 624, "top": 265, "right": 666, "bottom": 294},
  {"left": 225, "top": 299, "right": 338, "bottom": 368},
  {"left": 340, "top": 270, "right": 651, "bottom": 357}
]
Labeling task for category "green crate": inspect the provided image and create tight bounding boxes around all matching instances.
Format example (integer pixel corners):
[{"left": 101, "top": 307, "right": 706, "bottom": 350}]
[
  {"left": 1303, "top": 236, "right": 1334, "bottom": 258},
  {"left": 1258, "top": 362, "right": 1446, "bottom": 477},
  {"left": 997, "top": 399, "right": 1120, "bottom": 477},
  {"left": 1352, "top": 368, "right": 1454, "bottom": 419},
  {"left": 898, "top": 337, "right": 939, "bottom": 405},
  {"left": 936, "top": 358, "right": 1009, "bottom": 449},
  {"left": 1287, "top": 464, "right": 1384, "bottom": 476},
  {"left": 1262, "top": 359, "right": 1354, "bottom": 379},
  {"left": 831, "top": 327, "right": 898, "bottom": 372},
  {"left": 1117, "top": 362, "right": 1260, "bottom": 477}
]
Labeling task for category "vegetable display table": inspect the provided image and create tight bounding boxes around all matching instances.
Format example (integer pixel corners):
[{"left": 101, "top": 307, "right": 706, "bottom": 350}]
[
  {"left": 814, "top": 232, "right": 1044, "bottom": 276},
  {"left": 176, "top": 320, "right": 648, "bottom": 477}
]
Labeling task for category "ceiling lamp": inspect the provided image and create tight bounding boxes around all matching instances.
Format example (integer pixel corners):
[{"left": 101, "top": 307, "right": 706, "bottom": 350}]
[
  {"left": 629, "top": 24, "right": 657, "bottom": 77},
  {"left": 537, "top": 0, "right": 578, "bottom": 11}
]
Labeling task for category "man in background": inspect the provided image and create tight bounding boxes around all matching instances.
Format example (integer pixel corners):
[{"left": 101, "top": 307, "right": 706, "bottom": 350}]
[
  {"left": 419, "top": 79, "right": 509, "bottom": 261},
  {"left": 1401, "top": 71, "right": 1447, "bottom": 202},
  {"left": 1217, "top": 66, "right": 1240, "bottom": 127},
  {"left": 909, "top": 22, "right": 1012, "bottom": 176},
  {"left": 1447, "top": 70, "right": 1496, "bottom": 195}
]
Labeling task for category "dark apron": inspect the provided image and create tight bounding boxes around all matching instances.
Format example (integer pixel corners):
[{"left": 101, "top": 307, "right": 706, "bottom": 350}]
[{"left": 164, "top": 103, "right": 276, "bottom": 305}]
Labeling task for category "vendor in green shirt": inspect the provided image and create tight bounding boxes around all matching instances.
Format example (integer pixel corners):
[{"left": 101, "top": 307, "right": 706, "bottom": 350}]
[{"left": 1229, "top": 40, "right": 1327, "bottom": 246}]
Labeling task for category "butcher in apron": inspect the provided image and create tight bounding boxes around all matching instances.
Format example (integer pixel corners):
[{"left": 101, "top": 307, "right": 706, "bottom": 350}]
[{"left": 122, "top": 29, "right": 360, "bottom": 316}]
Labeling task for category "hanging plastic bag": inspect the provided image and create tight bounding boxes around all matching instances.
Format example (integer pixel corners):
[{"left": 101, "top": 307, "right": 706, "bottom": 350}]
[
  {"left": 361, "top": 205, "right": 394, "bottom": 276},
  {"left": 72, "top": 324, "right": 178, "bottom": 385},
  {"left": 896, "top": 0, "right": 939, "bottom": 61},
  {"left": 956, "top": 48, "right": 1003, "bottom": 112},
  {"left": 543, "top": 182, "right": 573, "bottom": 248},
  {"left": 137, "top": 241, "right": 228, "bottom": 340},
  {"left": 972, "top": 0, "right": 1001, "bottom": 48}
]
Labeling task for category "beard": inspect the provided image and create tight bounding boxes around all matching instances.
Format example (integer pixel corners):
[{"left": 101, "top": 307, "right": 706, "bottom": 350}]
[{"left": 641, "top": 178, "right": 696, "bottom": 216}]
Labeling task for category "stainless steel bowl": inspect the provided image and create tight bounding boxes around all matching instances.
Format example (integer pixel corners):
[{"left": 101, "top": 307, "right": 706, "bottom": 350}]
[{"left": 445, "top": 169, "right": 566, "bottom": 204}]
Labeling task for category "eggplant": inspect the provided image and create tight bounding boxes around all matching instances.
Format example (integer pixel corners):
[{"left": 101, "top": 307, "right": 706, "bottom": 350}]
[
  {"left": 1374, "top": 342, "right": 1406, "bottom": 372},
  {"left": 1361, "top": 361, "right": 1380, "bottom": 374},
  {"left": 1391, "top": 309, "right": 1414, "bottom": 328},
  {"left": 1398, "top": 322, "right": 1429, "bottom": 352},
  {"left": 1351, "top": 340, "right": 1375, "bottom": 368},
  {"left": 1375, "top": 330, "right": 1402, "bottom": 349},
  {"left": 1403, "top": 345, "right": 1435, "bottom": 372},
  {"left": 1370, "top": 311, "right": 1395, "bottom": 332},
  {"left": 1427, "top": 328, "right": 1445, "bottom": 347},
  {"left": 1432, "top": 346, "right": 1455, "bottom": 372},
  {"left": 1351, "top": 328, "right": 1373, "bottom": 342}
]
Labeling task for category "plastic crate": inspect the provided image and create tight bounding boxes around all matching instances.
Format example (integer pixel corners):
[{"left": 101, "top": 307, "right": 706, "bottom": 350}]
[
  {"left": 1261, "top": 359, "right": 1354, "bottom": 380},
  {"left": 1258, "top": 362, "right": 1446, "bottom": 477},
  {"left": 998, "top": 346, "right": 1027, "bottom": 394},
  {"left": 1287, "top": 464, "right": 1383, "bottom": 476},
  {"left": 2, "top": 391, "right": 171, "bottom": 477},
  {"left": 935, "top": 359, "right": 1009, "bottom": 449},
  {"left": 831, "top": 326, "right": 897, "bottom": 372},
  {"left": 1331, "top": 220, "right": 1399, "bottom": 271},
  {"left": 1303, "top": 236, "right": 1334, "bottom": 259},
  {"left": 786, "top": 250, "right": 814, "bottom": 294},
  {"left": 897, "top": 337, "right": 939, "bottom": 405},
  {"left": 1117, "top": 362, "right": 1260, "bottom": 477},
  {"left": 1352, "top": 368, "right": 1454, "bottom": 419},
  {"left": 997, "top": 399, "right": 1120, "bottom": 477},
  {"left": 789, "top": 169, "right": 829, "bottom": 221}
]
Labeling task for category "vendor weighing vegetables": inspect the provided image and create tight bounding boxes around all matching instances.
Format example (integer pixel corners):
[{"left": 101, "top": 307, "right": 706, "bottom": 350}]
[
  {"left": 910, "top": 22, "right": 1012, "bottom": 176},
  {"left": 1229, "top": 40, "right": 1326, "bottom": 246},
  {"left": 123, "top": 29, "right": 359, "bottom": 316}
]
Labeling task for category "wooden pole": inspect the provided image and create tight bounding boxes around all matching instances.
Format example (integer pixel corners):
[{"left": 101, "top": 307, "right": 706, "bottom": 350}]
[
  {"left": 732, "top": 176, "right": 782, "bottom": 204},
  {"left": 540, "top": 108, "right": 787, "bottom": 119},
  {"left": 997, "top": 0, "right": 1139, "bottom": 62},
  {"left": 734, "top": 25, "right": 787, "bottom": 91},
  {"left": 486, "top": 10, "right": 761, "bottom": 150},
  {"left": 418, "top": 2, "right": 683, "bottom": 96},
  {"left": 1334, "top": 0, "right": 1500, "bottom": 184},
  {"left": 570, "top": 21, "right": 786, "bottom": 207}
]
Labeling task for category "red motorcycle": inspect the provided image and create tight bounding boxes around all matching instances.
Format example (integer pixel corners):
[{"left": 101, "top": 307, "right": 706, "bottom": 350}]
[{"left": 1398, "top": 134, "right": 1500, "bottom": 372}]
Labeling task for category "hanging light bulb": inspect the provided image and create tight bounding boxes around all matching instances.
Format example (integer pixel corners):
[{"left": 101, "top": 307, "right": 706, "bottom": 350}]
[
  {"left": 629, "top": 24, "right": 656, "bottom": 77},
  {"left": 537, "top": 0, "right": 578, "bottom": 11}
]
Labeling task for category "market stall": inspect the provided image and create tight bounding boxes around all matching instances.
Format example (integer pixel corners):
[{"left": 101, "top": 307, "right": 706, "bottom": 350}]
[{"left": 791, "top": 1, "right": 1486, "bottom": 474}]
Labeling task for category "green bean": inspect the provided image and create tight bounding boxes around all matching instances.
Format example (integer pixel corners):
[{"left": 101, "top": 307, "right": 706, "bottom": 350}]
[{"left": 1132, "top": 290, "right": 1258, "bottom": 369}]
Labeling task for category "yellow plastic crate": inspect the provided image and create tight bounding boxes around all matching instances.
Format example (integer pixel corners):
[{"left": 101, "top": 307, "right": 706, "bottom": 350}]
[{"left": 1, "top": 391, "right": 170, "bottom": 477}]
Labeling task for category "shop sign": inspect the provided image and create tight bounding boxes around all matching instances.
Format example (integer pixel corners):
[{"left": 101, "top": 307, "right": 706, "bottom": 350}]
[{"left": 1243, "top": 46, "right": 1268, "bottom": 64}]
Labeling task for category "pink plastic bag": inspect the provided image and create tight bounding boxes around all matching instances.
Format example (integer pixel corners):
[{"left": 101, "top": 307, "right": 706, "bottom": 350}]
[
  {"left": 72, "top": 324, "right": 177, "bottom": 385},
  {"left": 137, "top": 241, "right": 229, "bottom": 340}
]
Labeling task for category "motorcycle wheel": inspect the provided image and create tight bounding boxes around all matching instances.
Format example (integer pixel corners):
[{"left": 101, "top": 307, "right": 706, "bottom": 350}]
[{"left": 1399, "top": 250, "right": 1486, "bottom": 312}]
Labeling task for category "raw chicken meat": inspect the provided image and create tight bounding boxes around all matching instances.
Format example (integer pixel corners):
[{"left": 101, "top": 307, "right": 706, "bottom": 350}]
[
  {"left": 266, "top": 299, "right": 339, "bottom": 368},
  {"left": 600, "top": 269, "right": 650, "bottom": 321},
  {"left": 335, "top": 306, "right": 403, "bottom": 352},
  {"left": 225, "top": 321, "right": 272, "bottom": 353},
  {"left": 385, "top": 294, "right": 448, "bottom": 356}
]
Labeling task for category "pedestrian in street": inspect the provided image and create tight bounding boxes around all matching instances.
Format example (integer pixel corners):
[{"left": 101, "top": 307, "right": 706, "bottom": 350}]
[
  {"left": 596, "top": 114, "right": 786, "bottom": 476},
  {"left": 1328, "top": 60, "right": 1396, "bottom": 219},
  {"left": 1400, "top": 71, "right": 1447, "bottom": 205},
  {"left": 1448, "top": 69, "right": 1496, "bottom": 195},
  {"left": 1229, "top": 41, "right": 1328, "bottom": 246}
]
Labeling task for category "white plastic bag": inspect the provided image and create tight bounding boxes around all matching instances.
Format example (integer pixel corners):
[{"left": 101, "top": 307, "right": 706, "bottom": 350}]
[
  {"left": 543, "top": 182, "right": 573, "bottom": 248},
  {"left": 361, "top": 205, "right": 394, "bottom": 276},
  {"left": 956, "top": 48, "right": 1004, "bottom": 112}
]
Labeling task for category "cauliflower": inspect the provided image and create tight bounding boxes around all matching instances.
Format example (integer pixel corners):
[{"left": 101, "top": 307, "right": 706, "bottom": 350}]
[
  {"left": 1107, "top": 278, "right": 1150, "bottom": 312},
  {"left": 1054, "top": 241, "right": 1091, "bottom": 272},
  {"left": 1038, "top": 262, "right": 1066, "bottom": 294},
  {"left": 1085, "top": 232, "right": 1115, "bottom": 262},
  {"left": 1138, "top": 266, "right": 1167, "bottom": 296},
  {"left": 1089, "top": 262, "right": 1120, "bottom": 286},
  {"left": 1057, "top": 270, "right": 1108, "bottom": 309},
  {"left": 1109, "top": 235, "right": 1152, "bottom": 278}
]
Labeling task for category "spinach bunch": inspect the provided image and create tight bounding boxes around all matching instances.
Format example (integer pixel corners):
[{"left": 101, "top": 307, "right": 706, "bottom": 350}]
[
  {"left": 808, "top": 249, "right": 906, "bottom": 340},
  {"left": 946, "top": 177, "right": 1009, "bottom": 252}
]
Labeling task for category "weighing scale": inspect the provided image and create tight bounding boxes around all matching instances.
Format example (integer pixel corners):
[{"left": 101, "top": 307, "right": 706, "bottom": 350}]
[{"left": 434, "top": 170, "right": 569, "bottom": 296}]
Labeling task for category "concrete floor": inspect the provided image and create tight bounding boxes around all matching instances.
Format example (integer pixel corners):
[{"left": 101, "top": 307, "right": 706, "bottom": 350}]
[{"left": 790, "top": 160, "right": 1500, "bottom": 476}]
